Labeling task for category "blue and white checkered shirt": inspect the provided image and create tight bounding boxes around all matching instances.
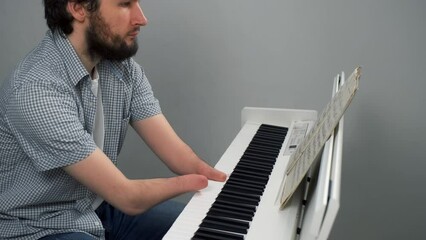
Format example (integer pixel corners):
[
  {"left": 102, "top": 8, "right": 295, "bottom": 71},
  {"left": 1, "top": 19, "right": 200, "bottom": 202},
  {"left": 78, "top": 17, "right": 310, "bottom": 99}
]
[{"left": 0, "top": 30, "right": 161, "bottom": 239}]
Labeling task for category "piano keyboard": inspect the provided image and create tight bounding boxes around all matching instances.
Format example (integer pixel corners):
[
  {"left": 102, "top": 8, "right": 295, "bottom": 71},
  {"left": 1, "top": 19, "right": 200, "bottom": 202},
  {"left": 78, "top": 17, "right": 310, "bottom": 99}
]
[
  {"left": 192, "top": 124, "right": 288, "bottom": 239},
  {"left": 164, "top": 122, "right": 303, "bottom": 240}
]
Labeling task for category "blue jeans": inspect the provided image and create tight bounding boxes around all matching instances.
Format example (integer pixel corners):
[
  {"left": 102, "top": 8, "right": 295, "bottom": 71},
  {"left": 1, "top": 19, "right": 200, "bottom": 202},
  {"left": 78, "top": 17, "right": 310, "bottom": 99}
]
[{"left": 40, "top": 200, "right": 185, "bottom": 240}]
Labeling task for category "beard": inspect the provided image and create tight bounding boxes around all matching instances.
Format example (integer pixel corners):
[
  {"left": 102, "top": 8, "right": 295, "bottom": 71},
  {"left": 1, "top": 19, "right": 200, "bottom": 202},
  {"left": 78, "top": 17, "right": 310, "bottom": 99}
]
[{"left": 86, "top": 11, "right": 139, "bottom": 61}]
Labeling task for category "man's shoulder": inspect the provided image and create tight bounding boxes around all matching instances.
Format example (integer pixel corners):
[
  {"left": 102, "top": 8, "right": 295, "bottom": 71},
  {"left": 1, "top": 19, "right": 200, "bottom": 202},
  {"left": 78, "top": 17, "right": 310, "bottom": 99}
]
[
  {"left": 19, "top": 34, "right": 61, "bottom": 71},
  {"left": 12, "top": 32, "right": 72, "bottom": 89}
]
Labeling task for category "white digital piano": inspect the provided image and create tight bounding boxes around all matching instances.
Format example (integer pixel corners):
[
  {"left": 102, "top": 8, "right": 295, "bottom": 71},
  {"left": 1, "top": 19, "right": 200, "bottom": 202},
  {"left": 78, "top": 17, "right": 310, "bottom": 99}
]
[{"left": 164, "top": 70, "right": 359, "bottom": 240}]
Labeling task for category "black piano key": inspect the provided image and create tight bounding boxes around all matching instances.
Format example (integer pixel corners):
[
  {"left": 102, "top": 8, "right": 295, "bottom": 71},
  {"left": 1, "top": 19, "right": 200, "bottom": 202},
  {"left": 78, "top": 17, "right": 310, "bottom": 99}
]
[
  {"left": 226, "top": 174, "right": 267, "bottom": 189},
  {"left": 193, "top": 227, "right": 244, "bottom": 240},
  {"left": 243, "top": 144, "right": 280, "bottom": 156},
  {"left": 246, "top": 141, "right": 281, "bottom": 150},
  {"left": 221, "top": 188, "right": 261, "bottom": 202},
  {"left": 243, "top": 147, "right": 278, "bottom": 156},
  {"left": 250, "top": 136, "right": 282, "bottom": 148},
  {"left": 241, "top": 153, "right": 276, "bottom": 163},
  {"left": 212, "top": 201, "right": 255, "bottom": 213},
  {"left": 258, "top": 125, "right": 287, "bottom": 133},
  {"left": 216, "top": 192, "right": 260, "bottom": 206},
  {"left": 200, "top": 215, "right": 249, "bottom": 234},
  {"left": 230, "top": 172, "right": 270, "bottom": 186},
  {"left": 245, "top": 144, "right": 280, "bottom": 156},
  {"left": 243, "top": 149, "right": 278, "bottom": 158},
  {"left": 231, "top": 171, "right": 270, "bottom": 183},
  {"left": 214, "top": 199, "right": 257, "bottom": 213},
  {"left": 235, "top": 162, "right": 272, "bottom": 174},
  {"left": 239, "top": 157, "right": 275, "bottom": 169},
  {"left": 252, "top": 132, "right": 285, "bottom": 140},
  {"left": 238, "top": 159, "right": 274, "bottom": 171},
  {"left": 258, "top": 124, "right": 288, "bottom": 133},
  {"left": 226, "top": 178, "right": 268, "bottom": 191},
  {"left": 258, "top": 127, "right": 287, "bottom": 135},
  {"left": 251, "top": 136, "right": 284, "bottom": 144},
  {"left": 210, "top": 202, "right": 254, "bottom": 220},
  {"left": 233, "top": 166, "right": 270, "bottom": 179},
  {"left": 243, "top": 148, "right": 280, "bottom": 158},
  {"left": 223, "top": 182, "right": 264, "bottom": 196},
  {"left": 229, "top": 167, "right": 270, "bottom": 178},
  {"left": 208, "top": 206, "right": 253, "bottom": 221},
  {"left": 232, "top": 167, "right": 271, "bottom": 178},
  {"left": 225, "top": 178, "right": 265, "bottom": 192},
  {"left": 244, "top": 148, "right": 279, "bottom": 158},
  {"left": 199, "top": 221, "right": 247, "bottom": 235},
  {"left": 245, "top": 145, "right": 279, "bottom": 156},
  {"left": 252, "top": 134, "right": 286, "bottom": 143},
  {"left": 249, "top": 137, "right": 283, "bottom": 146},
  {"left": 255, "top": 131, "right": 287, "bottom": 140},
  {"left": 192, "top": 124, "right": 288, "bottom": 239},
  {"left": 235, "top": 165, "right": 272, "bottom": 175}
]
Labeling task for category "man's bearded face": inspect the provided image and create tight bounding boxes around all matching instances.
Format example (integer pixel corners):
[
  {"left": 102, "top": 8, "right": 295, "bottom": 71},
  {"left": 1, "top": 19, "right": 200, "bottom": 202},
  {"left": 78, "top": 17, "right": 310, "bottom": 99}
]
[{"left": 86, "top": 10, "right": 139, "bottom": 61}]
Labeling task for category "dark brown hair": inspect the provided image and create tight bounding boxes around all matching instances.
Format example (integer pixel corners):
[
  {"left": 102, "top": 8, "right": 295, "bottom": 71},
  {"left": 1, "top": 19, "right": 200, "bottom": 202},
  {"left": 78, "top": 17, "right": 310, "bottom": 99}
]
[{"left": 43, "top": 0, "right": 99, "bottom": 34}]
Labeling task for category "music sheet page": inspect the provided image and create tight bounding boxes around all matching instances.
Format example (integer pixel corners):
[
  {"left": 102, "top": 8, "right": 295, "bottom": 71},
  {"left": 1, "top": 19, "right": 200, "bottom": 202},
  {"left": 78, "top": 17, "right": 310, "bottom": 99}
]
[{"left": 280, "top": 67, "right": 361, "bottom": 208}]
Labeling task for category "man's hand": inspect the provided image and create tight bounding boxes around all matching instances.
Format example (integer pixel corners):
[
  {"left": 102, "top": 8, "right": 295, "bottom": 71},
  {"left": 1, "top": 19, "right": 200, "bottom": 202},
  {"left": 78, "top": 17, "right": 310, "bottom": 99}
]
[
  {"left": 174, "top": 174, "right": 209, "bottom": 191},
  {"left": 195, "top": 161, "right": 227, "bottom": 182}
]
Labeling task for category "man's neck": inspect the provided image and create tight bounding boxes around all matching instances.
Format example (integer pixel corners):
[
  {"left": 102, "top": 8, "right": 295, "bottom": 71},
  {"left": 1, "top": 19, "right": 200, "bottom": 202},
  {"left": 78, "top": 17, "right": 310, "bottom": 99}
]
[{"left": 67, "top": 31, "right": 100, "bottom": 77}]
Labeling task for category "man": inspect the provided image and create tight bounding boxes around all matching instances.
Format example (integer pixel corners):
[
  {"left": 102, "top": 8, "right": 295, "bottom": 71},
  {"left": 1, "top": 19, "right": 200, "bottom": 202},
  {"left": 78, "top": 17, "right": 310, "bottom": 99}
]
[{"left": 0, "top": 0, "right": 226, "bottom": 239}]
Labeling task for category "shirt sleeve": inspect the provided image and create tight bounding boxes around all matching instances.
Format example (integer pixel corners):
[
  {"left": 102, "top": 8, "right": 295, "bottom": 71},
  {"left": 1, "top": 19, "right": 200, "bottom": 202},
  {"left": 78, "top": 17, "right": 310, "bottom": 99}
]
[
  {"left": 128, "top": 59, "right": 162, "bottom": 122},
  {"left": 6, "top": 80, "right": 97, "bottom": 172}
]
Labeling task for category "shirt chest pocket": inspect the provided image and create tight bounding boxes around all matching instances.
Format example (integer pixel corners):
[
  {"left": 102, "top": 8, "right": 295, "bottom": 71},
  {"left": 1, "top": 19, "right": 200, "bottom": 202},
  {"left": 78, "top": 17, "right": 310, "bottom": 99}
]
[
  {"left": 117, "top": 114, "right": 130, "bottom": 155},
  {"left": 116, "top": 81, "right": 132, "bottom": 155}
]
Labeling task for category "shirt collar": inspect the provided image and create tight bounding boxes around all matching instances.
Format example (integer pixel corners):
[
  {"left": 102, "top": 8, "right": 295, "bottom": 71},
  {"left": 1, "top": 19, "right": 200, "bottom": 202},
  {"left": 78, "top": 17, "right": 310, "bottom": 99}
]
[
  {"left": 50, "top": 30, "right": 129, "bottom": 85},
  {"left": 51, "top": 30, "right": 90, "bottom": 86}
]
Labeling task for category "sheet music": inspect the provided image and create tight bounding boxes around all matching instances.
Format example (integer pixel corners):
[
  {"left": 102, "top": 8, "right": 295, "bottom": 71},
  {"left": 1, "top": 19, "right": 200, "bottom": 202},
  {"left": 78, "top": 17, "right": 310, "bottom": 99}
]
[
  {"left": 283, "top": 121, "right": 312, "bottom": 156},
  {"left": 280, "top": 67, "right": 361, "bottom": 208}
]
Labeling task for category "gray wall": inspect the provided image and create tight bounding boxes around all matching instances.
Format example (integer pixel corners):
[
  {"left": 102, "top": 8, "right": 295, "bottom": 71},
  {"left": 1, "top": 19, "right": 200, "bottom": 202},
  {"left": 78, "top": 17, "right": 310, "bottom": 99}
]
[{"left": 1, "top": 1, "right": 425, "bottom": 239}]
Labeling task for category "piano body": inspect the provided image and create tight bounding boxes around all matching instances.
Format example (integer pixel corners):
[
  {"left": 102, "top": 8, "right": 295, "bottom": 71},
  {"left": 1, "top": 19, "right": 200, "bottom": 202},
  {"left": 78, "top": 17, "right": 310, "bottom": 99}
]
[{"left": 164, "top": 73, "right": 347, "bottom": 240}]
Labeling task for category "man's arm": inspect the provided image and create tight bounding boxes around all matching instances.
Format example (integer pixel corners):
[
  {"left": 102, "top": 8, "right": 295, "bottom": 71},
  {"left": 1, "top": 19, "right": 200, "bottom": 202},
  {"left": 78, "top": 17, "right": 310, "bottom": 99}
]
[
  {"left": 63, "top": 148, "right": 208, "bottom": 215},
  {"left": 131, "top": 114, "right": 227, "bottom": 182}
]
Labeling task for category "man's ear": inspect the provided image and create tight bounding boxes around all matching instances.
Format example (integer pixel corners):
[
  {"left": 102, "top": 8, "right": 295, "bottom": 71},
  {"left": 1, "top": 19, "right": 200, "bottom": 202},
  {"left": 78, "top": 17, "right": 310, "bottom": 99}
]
[{"left": 67, "top": 1, "right": 88, "bottom": 23}]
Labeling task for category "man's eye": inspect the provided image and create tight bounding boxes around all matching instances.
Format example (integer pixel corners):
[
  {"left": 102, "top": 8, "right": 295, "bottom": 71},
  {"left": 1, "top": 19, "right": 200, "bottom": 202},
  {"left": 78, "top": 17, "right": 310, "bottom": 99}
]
[{"left": 120, "top": 1, "right": 131, "bottom": 7}]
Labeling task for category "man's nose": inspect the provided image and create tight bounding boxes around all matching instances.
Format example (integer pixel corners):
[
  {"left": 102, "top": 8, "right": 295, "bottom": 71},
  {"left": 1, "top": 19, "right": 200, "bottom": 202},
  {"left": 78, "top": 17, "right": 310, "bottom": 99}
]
[{"left": 132, "top": 2, "right": 148, "bottom": 26}]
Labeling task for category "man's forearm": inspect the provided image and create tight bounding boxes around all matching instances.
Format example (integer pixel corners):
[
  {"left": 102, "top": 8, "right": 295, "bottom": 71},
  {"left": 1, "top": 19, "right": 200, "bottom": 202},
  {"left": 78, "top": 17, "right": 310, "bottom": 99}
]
[
  {"left": 131, "top": 115, "right": 227, "bottom": 182},
  {"left": 123, "top": 174, "right": 207, "bottom": 215},
  {"left": 64, "top": 148, "right": 208, "bottom": 215}
]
